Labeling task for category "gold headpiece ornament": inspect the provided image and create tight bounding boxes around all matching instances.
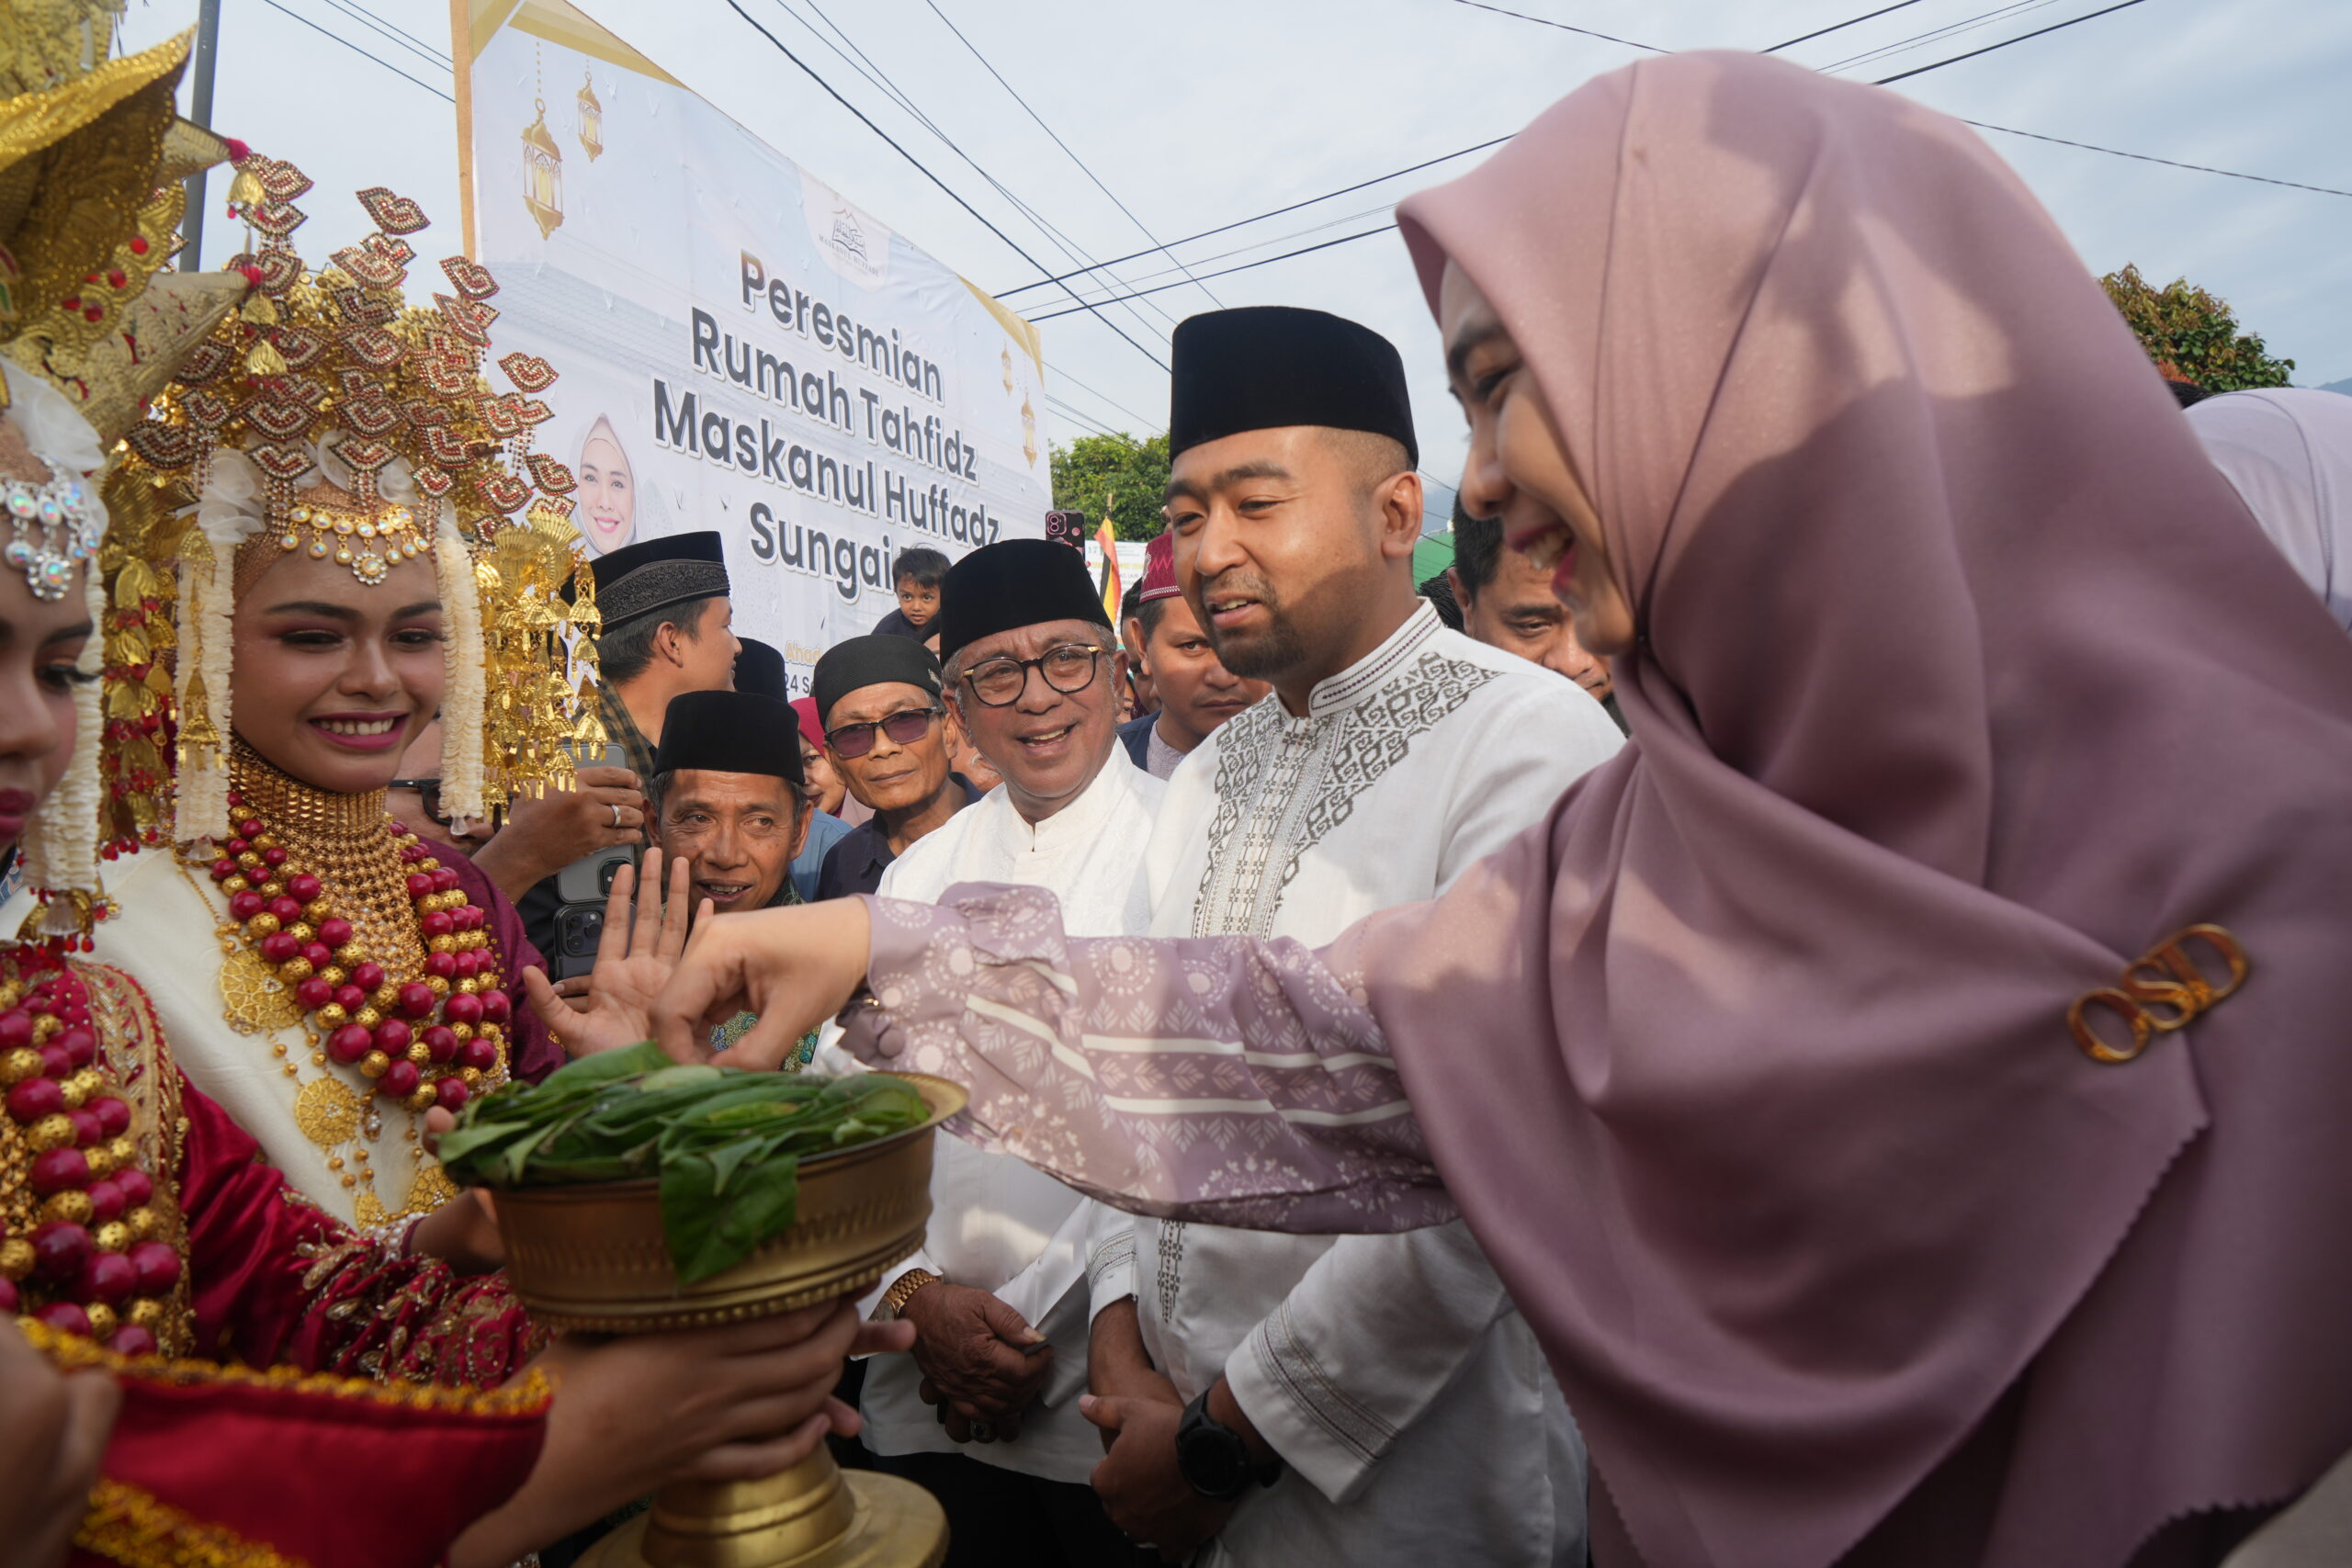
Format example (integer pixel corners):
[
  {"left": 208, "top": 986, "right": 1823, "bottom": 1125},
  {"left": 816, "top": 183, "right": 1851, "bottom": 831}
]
[
  {"left": 100, "top": 152, "right": 600, "bottom": 851},
  {"left": 0, "top": 5, "right": 242, "bottom": 949}
]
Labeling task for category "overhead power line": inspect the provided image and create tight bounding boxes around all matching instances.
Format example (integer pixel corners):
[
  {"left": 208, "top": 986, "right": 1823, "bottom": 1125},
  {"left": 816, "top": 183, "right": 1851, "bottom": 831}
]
[
  {"left": 1762, "top": 0, "right": 1927, "bottom": 53},
  {"left": 720, "top": 0, "right": 1171, "bottom": 372},
  {"left": 1443, "top": 0, "right": 1657, "bottom": 51},
  {"left": 1028, "top": 225, "right": 1401, "bottom": 321},
  {"left": 1389, "top": 1, "right": 2345, "bottom": 204},
  {"left": 313, "top": 0, "right": 452, "bottom": 68},
  {"left": 1962, "top": 119, "right": 2352, "bottom": 197},
  {"left": 999, "top": 134, "right": 1512, "bottom": 298},
  {"left": 773, "top": 0, "right": 1184, "bottom": 344},
  {"left": 1815, "top": 2, "right": 2065, "bottom": 76},
  {"left": 921, "top": 0, "right": 1225, "bottom": 311},
  {"left": 1872, "top": 0, "right": 2153, "bottom": 84},
  {"left": 255, "top": 0, "right": 453, "bottom": 102}
]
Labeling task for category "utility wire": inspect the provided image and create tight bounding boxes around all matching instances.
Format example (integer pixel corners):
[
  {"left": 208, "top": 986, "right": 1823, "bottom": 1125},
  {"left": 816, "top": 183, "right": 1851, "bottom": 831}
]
[
  {"left": 1962, "top": 119, "right": 2352, "bottom": 197},
  {"left": 1049, "top": 364, "right": 1161, "bottom": 430},
  {"left": 1050, "top": 200, "right": 1397, "bottom": 302},
  {"left": 1816, "top": 1, "right": 2063, "bottom": 75},
  {"left": 1045, "top": 394, "right": 1114, "bottom": 437},
  {"left": 785, "top": 0, "right": 1185, "bottom": 337},
  {"left": 1389, "top": 1, "right": 2343, "bottom": 201},
  {"left": 1035, "top": 100, "right": 2352, "bottom": 323},
  {"left": 721, "top": 0, "right": 1171, "bottom": 372},
  {"left": 313, "top": 0, "right": 452, "bottom": 68},
  {"left": 1029, "top": 225, "right": 1400, "bottom": 321},
  {"left": 921, "top": 0, "right": 1225, "bottom": 311},
  {"left": 774, "top": 0, "right": 1185, "bottom": 341},
  {"left": 1873, "top": 0, "right": 2153, "bottom": 83},
  {"left": 1443, "top": 0, "right": 1658, "bottom": 51},
  {"left": 999, "top": 134, "right": 1512, "bottom": 297},
  {"left": 255, "top": 0, "right": 454, "bottom": 101},
  {"left": 1762, "top": 0, "right": 1927, "bottom": 52}
]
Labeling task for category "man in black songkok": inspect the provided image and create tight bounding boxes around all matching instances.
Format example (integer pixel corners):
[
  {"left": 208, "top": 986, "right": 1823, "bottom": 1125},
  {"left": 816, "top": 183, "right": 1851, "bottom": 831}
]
[
  {"left": 809, "top": 636, "right": 978, "bottom": 898},
  {"left": 514, "top": 531, "right": 741, "bottom": 964}
]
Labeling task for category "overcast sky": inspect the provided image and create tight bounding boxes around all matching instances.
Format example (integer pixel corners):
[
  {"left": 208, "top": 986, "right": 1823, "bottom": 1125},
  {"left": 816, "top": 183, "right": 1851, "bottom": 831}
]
[{"left": 119, "top": 0, "right": 2352, "bottom": 492}]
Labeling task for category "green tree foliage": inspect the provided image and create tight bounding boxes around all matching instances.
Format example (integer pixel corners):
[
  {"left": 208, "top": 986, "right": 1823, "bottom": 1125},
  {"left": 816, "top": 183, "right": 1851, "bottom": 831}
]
[
  {"left": 1050, "top": 432, "right": 1171, "bottom": 542},
  {"left": 2100, "top": 264, "right": 2294, "bottom": 391}
]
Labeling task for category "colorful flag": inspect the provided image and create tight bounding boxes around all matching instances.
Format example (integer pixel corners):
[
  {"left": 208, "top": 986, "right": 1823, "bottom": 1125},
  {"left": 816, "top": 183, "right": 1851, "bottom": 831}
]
[{"left": 1095, "top": 497, "right": 1122, "bottom": 621}]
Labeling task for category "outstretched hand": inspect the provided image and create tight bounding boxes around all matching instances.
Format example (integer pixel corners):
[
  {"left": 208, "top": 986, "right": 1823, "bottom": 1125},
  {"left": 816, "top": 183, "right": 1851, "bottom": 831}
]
[
  {"left": 525, "top": 847, "right": 707, "bottom": 1058},
  {"left": 649, "top": 898, "right": 873, "bottom": 1069}
]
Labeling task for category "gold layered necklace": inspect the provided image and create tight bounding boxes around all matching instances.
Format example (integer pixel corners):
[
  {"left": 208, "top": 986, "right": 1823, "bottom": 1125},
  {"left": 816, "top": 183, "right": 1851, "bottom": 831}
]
[
  {"left": 222, "top": 743, "right": 428, "bottom": 977},
  {"left": 174, "top": 744, "right": 510, "bottom": 1224}
]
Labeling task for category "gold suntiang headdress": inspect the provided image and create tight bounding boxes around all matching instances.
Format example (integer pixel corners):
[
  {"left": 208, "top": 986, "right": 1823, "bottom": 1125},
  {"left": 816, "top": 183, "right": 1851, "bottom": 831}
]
[
  {"left": 100, "top": 153, "right": 601, "bottom": 852},
  {"left": 0, "top": 6, "right": 246, "bottom": 947}
]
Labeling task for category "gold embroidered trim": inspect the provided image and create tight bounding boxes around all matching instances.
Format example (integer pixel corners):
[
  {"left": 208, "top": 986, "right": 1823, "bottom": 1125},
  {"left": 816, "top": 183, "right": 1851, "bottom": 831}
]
[
  {"left": 75, "top": 1476, "right": 311, "bottom": 1568},
  {"left": 18, "top": 1315, "right": 556, "bottom": 1416}
]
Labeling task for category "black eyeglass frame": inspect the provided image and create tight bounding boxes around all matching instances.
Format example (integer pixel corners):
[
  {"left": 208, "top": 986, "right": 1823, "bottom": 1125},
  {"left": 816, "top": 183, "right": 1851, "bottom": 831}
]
[
  {"left": 957, "top": 643, "right": 1109, "bottom": 708},
  {"left": 824, "top": 705, "right": 946, "bottom": 760}
]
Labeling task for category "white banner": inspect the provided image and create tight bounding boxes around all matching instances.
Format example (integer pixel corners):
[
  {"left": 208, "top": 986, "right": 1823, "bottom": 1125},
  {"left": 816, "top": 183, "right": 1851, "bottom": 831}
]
[{"left": 457, "top": 1, "right": 1050, "bottom": 696}]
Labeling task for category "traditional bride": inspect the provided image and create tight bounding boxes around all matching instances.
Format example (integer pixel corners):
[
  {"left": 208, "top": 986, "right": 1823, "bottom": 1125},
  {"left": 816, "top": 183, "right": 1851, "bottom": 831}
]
[
  {"left": 5, "top": 150, "right": 604, "bottom": 1229},
  {"left": 0, "top": 17, "right": 893, "bottom": 1564}
]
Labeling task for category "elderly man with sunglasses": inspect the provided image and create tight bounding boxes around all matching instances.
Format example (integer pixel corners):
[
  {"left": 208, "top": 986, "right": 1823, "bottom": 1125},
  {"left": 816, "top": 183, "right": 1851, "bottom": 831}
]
[
  {"left": 808, "top": 636, "right": 982, "bottom": 900},
  {"left": 819, "top": 538, "right": 1164, "bottom": 1568}
]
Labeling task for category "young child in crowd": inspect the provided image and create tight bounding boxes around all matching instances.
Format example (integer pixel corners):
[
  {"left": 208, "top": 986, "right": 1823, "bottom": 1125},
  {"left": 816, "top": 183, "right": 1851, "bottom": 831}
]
[{"left": 873, "top": 547, "right": 949, "bottom": 638}]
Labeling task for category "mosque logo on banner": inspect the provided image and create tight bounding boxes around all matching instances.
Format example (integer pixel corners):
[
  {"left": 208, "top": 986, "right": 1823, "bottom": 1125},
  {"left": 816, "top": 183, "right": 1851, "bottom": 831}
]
[{"left": 457, "top": 1, "right": 1050, "bottom": 696}]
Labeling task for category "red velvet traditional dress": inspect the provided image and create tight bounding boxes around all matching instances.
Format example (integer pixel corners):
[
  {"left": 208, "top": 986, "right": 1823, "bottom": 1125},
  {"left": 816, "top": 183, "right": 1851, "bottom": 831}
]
[{"left": 1, "top": 943, "right": 549, "bottom": 1567}]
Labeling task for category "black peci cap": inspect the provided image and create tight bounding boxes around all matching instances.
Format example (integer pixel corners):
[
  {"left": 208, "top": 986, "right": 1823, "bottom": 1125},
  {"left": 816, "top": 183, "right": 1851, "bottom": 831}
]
[{"left": 1168, "top": 306, "right": 1417, "bottom": 465}]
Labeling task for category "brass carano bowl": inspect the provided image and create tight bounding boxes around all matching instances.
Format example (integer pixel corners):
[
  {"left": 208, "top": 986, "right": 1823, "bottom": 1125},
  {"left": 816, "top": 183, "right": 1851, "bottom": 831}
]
[{"left": 490, "top": 1072, "right": 968, "bottom": 1568}]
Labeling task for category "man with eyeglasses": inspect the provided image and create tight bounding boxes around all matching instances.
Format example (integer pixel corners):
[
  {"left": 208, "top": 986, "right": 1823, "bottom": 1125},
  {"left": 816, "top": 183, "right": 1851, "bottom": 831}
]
[
  {"left": 809, "top": 636, "right": 980, "bottom": 900},
  {"left": 825, "top": 537, "right": 1159, "bottom": 1568}
]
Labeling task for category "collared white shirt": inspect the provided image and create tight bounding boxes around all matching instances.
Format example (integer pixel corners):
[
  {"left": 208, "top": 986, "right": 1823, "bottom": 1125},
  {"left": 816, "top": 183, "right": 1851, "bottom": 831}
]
[
  {"left": 845, "top": 751, "right": 1166, "bottom": 1483},
  {"left": 1114, "top": 603, "right": 1623, "bottom": 1567}
]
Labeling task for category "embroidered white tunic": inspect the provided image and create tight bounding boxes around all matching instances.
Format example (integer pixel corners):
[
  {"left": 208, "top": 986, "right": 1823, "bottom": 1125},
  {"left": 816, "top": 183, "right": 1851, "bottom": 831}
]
[
  {"left": 1114, "top": 603, "right": 1623, "bottom": 1567},
  {"left": 843, "top": 752, "right": 1166, "bottom": 1484}
]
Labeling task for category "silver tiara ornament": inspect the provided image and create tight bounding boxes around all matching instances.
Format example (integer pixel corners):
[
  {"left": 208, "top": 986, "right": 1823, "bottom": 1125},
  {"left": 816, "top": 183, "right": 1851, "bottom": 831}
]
[{"left": 3, "top": 467, "right": 105, "bottom": 601}]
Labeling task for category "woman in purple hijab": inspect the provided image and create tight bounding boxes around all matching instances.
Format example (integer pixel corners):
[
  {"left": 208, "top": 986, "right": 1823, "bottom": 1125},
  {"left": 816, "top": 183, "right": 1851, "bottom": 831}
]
[{"left": 651, "top": 53, "right": 2352, "bottom": 1568}]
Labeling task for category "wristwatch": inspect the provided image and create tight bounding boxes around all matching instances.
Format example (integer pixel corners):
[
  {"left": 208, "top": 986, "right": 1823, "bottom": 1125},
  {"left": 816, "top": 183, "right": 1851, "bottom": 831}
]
[
  {"left": 1175, "top": 1387, "right": 1281, "bottom": 1500},
  {"left": 873, "top": 1269, "right": 941, "bottom": 1320}
]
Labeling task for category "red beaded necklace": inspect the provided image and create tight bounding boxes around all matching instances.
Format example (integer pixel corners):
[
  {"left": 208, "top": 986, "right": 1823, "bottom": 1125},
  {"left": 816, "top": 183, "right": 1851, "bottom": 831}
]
[
  {"left": 0, "top": 959, "right": 182, "bottom": 1353},
  {"left": 201, "top": 789, "right": 512, "bottom": 1111}
]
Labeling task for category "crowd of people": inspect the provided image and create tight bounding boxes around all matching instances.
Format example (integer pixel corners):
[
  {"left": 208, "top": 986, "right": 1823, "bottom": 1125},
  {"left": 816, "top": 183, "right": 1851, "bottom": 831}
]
[{"left": 4, "top": 17, "right": 2349, "bottom": 1568}]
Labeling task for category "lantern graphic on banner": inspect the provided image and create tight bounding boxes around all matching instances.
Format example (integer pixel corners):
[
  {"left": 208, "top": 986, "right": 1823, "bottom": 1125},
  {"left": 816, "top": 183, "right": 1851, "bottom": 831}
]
[
  {"left": 577, "top": 66, "right": 603, "bottom": 160},
  {"left": 1001, "top": 344, "right": 1012, "bottom": 394},
  {"left": 1021, "top": 389, "right": 1037, "bottom": 468},
  {"left": 521, "top": 98, "right": 563, "bottom": 237}
]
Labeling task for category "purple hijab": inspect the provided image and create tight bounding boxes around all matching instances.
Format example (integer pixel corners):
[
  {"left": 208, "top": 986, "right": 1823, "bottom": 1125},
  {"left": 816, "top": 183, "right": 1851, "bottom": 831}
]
[{"left": 1334, "top": 51, "right": 2352, "bottom": 1568}]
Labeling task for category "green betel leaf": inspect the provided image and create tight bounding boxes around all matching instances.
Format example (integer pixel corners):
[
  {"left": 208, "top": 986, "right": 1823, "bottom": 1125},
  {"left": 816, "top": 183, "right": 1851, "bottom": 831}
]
[{"left": 447, "top": 1052, "right": 932, "bottom": 1280}]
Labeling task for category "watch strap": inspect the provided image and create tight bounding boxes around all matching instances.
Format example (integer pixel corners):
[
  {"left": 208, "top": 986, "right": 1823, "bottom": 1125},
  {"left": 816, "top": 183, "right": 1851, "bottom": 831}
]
[
  {"left": 1177, "top": 1386, "right": 1281, "bottom": 1498},
  {"left": 873, "top": 1268, "right": 941, "bottom": 1321}
]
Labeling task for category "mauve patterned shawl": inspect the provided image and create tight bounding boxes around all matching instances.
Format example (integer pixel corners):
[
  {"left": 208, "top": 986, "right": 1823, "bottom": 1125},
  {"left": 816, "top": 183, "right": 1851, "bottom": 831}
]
[{"left": 852, "top": 51, "right": 2352, "bottom": 1568}]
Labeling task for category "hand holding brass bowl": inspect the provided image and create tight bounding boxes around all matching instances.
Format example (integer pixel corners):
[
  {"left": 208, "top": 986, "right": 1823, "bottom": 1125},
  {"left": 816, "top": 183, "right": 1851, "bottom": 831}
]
[{"left": 489, "top": 1072, "right": 968, "bottom": 1568}]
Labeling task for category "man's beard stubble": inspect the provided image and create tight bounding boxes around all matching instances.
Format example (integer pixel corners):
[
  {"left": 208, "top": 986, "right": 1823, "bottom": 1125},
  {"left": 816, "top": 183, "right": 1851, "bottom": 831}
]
[{"left": 1200, "top": 572, "right": 1307, "bottom": 683}]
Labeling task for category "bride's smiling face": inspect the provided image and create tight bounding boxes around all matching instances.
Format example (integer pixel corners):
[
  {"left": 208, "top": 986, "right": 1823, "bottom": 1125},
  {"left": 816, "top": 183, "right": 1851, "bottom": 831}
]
[{"left": 230, "top": 548, "right": 447, "bottom": 795}]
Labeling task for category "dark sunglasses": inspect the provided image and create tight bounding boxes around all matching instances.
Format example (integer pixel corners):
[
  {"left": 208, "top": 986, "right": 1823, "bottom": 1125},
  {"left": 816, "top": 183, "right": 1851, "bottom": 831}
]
[
  {"left": 825, "top": 705, "right": 944, "bottom": 760},
  {"left": 388, "top": 778, "right": 450, "bottom": 827}
]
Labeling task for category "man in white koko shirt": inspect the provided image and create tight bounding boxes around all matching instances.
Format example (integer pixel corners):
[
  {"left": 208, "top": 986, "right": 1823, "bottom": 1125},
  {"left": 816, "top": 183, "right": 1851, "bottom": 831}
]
[
  {"left": 1080, "top": 306, "right": 1623, "bottom": 1566},
  {"left": 834, "top": 537, "right": 1162, "bottom": 1567}
]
